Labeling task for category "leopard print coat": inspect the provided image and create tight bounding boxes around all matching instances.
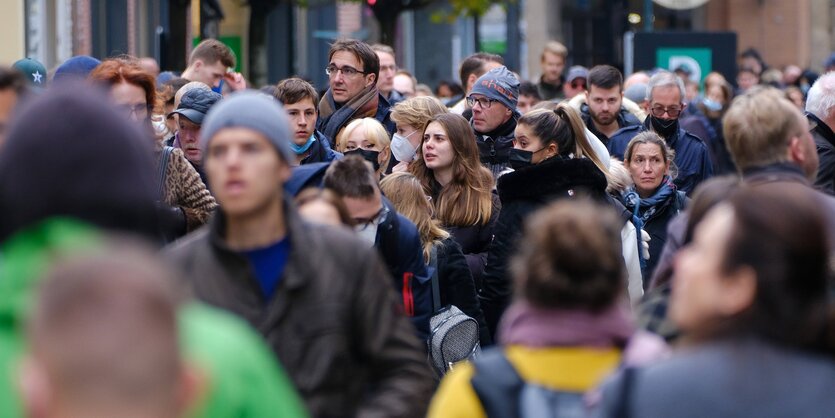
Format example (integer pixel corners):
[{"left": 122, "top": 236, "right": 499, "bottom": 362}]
[{"left": 157, "top": 146, "right": 217, "bottom": 231}]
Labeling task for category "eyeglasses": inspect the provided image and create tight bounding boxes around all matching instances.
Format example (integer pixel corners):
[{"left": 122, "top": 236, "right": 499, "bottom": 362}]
[
  {"left": 353, "top": 205, "right": 389, "bottom": 230},
  {"left": 119, "top": 103, "right": 148, "bottom": 118},
  {"left": 467, "top": 96, "right": 498, "bottom": 109},
  {"left": 325, "top": 65, "right": 367, "bottom": 78},
  {"left": 650, "top": 104, "right": 683, "bottom": 118}
]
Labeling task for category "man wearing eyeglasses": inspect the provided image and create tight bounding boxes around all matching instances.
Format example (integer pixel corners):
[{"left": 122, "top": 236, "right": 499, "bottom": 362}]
[
  {"left": 608, "top": 70, "right": 713, "bottom": 194},
  {"left": 323, "top": 155, "right": 433, "bottom": 341},
  {"left": 317, "top": 39, "right": 396, "bottom": 142},
  {"left": 562, "top": 65, "right": 589, "bottom": 100},
  {"left": 468, "top": 66, "right": 521, "bottom": 179}
]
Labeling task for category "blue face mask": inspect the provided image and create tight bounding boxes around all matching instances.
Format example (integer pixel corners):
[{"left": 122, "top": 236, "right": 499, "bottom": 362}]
[
  {"left": 702, "top": 97, "right": 723, "bottom": 112},
  {"left": 289, "top": 135, "right": 317, "bottom": 155}
]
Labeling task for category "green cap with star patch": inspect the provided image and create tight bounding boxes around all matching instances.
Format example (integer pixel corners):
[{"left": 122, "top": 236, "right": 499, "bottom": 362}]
[{"left": 13, "top": 58, "right": 48, "bottom": 87}]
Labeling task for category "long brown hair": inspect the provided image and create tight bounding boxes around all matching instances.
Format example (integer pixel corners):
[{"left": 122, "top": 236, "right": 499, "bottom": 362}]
[
  {"left": 410, "top": 113, "right": 494, "bottom": 227},
  {"left": 380, "top": 172, "right": 450, "bottom": 262}
]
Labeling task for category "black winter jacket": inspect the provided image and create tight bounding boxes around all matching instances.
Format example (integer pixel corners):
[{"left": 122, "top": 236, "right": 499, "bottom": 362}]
[
  {"left": 433, "top": 184, "right": 501, "bottom": 292},
  {"left": 434, "top": 238, "right": 492, "bottom": 346},
  {"left": 809, "top": 113, "right": 835, "bottom": 196},
  {"left": 480, "top": 156, "right": 609, "bottom": 337}
]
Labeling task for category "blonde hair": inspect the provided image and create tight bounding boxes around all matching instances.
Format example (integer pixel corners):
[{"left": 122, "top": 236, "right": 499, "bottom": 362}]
[
  {"left": 606, "top": 158, "right": 633, "bottom": 194},
  {"left": 723, "top": 86, "right": 801, "bottom": 170},
  {"left": 542, "top": 41, "right": 568, "bottom": 60},
  {"left": 336, "top": 117, "right": 391, "bottom": 175},
  {"left": 390, "top": 96, "right": 448, "bottom": 130},
  {"left": 380, "top": 172, "right": 450, "bottom": 262}
]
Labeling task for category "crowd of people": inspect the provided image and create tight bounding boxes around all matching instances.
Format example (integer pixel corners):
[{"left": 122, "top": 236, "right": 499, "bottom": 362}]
[{"left": 0, "top": 36, "right": 834, "bottom": 417}]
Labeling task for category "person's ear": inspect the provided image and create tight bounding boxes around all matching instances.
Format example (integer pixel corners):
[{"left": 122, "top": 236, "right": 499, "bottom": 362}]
[
  {"left": 717, "top": 266, "right": 757, "bottom": 317},
  {"left": 366, "top": 73, "right": 376, "bottom": 88},
  {"left": 18, "top": 356, "right": 51, "bottom": 418},
  {"left": 545, "top": 142, "right": 558, "bottom": 159},
  {"left": 277, "top": 156, "right": 293, "bottom": 183},
  {"left": 379, "top": 146, "right": 391, "bottom": 165},
  {"left": 789, "top": 135, "right": 807, "bottom": 165},
  {"left": 193, "top": 60, "right": 203, "bottom": 71},
  {"left": 176, "top": 361, "right": 207, "bottom": 417},
  {"left": 467, "top": 74, "right": 478, "bottom": 91},
  {"left": 505, "top": 106, "right": 513, "bottom": 117}
]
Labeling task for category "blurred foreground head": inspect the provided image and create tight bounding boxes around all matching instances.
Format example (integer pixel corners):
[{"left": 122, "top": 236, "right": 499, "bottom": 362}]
[
  {"left": 671, "top": 183, "right": 833, "bottom": 353},
  {"left": 21, "top": 245, "right": 199, "bottom": 418},
  {"left": 511, "top": 199, "right": 625, "bottom": 312},
  {"left": 0, "top": 83, "right": 158, "bottom": 243}
]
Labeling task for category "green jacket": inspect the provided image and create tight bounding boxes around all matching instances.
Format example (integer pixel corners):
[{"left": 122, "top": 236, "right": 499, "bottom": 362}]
[{"left": 0, "top": 219, "right": 309, "bottom": 418}]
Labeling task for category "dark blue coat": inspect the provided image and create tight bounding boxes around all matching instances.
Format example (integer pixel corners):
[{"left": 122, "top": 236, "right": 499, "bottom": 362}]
[
  {"left": 300, "top": 131, "right": 342, "bottom": 165},
  {"left": 284, "top": 164, "right": 432, "bottom": 340},
  {"left": 608, "top": 120, "right": 714, "bottom": 195}
]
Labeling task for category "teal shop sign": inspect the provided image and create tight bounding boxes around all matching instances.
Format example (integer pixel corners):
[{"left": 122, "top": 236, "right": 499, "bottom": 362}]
[{"left": 656, "top": 47, "right": 712, "bottom": 84}]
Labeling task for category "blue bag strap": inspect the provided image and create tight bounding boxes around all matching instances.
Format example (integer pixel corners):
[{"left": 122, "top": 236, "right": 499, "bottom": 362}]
[{"left": 470, "top": 348, "right": 524, "bottom": 418}]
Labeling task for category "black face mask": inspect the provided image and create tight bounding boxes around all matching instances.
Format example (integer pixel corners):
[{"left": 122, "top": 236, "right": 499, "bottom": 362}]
[
  {"left": 650, "top": 116, "right": 678, "bottom": 138},
  {"left": 344, "top": 149, "right": 381, "bottom": 172},
  {"left": 509, "top": 147, "right": 548, "bottom": 170}
]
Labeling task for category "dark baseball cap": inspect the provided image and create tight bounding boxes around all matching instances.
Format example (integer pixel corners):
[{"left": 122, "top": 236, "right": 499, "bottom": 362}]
[
  {"left": 13, "top": 58, "right": 47, "bottom": 87},
  {"left": 566, "top": 65, "right": 589, "bottom": 82},
  {"left": 168, "top": 88, "right": 222, "bottom": 124}
]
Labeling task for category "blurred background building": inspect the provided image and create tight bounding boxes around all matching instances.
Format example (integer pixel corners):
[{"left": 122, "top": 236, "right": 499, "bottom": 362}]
[{"left": 1, "top": 0, "right": 834, "bottom": 91}]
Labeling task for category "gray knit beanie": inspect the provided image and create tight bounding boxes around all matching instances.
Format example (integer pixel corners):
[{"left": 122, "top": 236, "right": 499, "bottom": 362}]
[
  {"left": 200, "top": 91, "right": 294, "bottom": 162},
  {"left": 470, "top": 66, "right": 520, "bottom": 111}
]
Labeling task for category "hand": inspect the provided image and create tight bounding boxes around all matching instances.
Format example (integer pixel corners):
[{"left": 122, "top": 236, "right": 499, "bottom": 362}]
[
  {"left": 223, "top": 72, "right": 247, "bottom": 91},
  {"left": 391, "top": 161, "right": 411, "bottom": 173},
  {"left": 640, "top": 229, "right": 651, "bottom": 260}
]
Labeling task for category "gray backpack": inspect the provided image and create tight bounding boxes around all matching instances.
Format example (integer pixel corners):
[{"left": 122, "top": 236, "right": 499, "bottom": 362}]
[{"left": 426, "top": 244, "right": 481, "bottom": 377}]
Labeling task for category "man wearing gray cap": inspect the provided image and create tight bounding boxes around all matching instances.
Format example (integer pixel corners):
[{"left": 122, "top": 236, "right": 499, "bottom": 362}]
[
  {"left": 165, "top": 91, "right": 432, "bottom": 418},
  {"left": 562, "top": 65, "right": 589, "bottom": 99},
  {"left": 468, "top": 65, "right": 521, "bottom": 178}
]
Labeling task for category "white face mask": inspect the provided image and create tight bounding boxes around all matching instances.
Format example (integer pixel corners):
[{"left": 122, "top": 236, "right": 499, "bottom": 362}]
[
  {"left": 354, "top": 222, "right": 378, "bottom": 247},
  {"left": 390, "top": 131, "right": 418, "bottom": 162}
]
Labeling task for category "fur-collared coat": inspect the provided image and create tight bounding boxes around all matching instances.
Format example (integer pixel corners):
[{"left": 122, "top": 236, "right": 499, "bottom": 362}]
[{"left": 479, "top": 156, "right": 609, "bottom": 337}]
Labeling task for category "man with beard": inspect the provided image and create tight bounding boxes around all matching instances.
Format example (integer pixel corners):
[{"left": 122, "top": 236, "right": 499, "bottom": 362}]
[
  {"left": 608, "top": 71, "right": 713, "bottom": 194},
  {"left": 581, "top": 65, "right": 641, "bottom": 145}
]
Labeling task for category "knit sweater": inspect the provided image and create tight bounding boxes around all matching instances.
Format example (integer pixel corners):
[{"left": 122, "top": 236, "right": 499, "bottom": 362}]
[{"left": 157, "top": 146, "right": 217, "bottom": 232}]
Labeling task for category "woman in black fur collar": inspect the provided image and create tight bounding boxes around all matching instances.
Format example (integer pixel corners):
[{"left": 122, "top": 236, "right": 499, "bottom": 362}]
[{"left": 480, "top": 103, "right": 610, "bottom": 337}]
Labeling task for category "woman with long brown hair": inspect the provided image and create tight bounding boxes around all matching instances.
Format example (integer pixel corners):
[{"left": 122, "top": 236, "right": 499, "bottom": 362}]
[
  {"left": 380, "top": 172, "right": 489, "bottom": 345},
  {"left": 410, "top": 113, "right": 499, "bottom": 291},
  {"left": 89, "top": 58, "right": 216, "bottom": 242}
]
